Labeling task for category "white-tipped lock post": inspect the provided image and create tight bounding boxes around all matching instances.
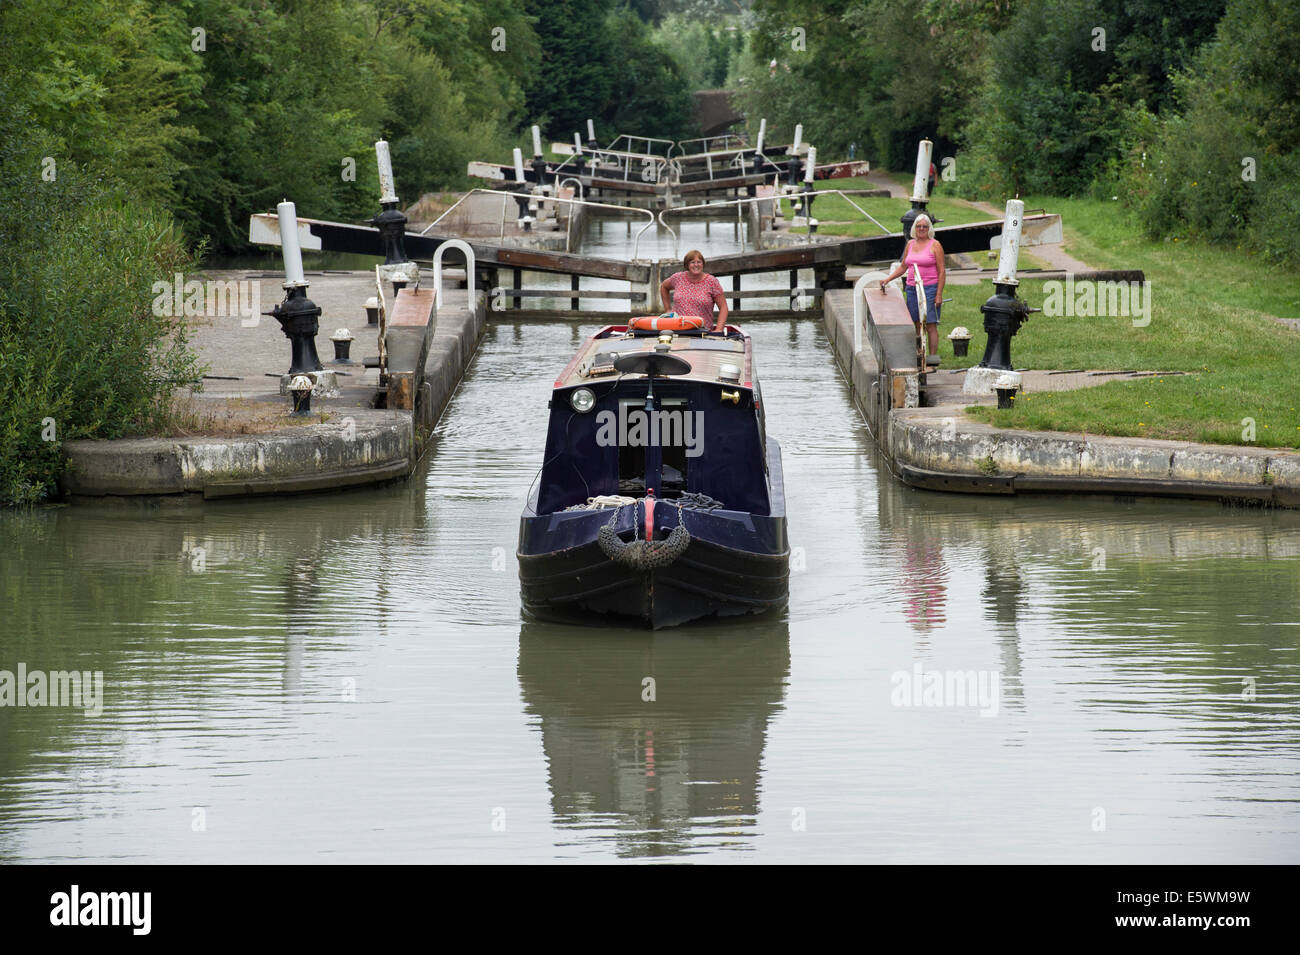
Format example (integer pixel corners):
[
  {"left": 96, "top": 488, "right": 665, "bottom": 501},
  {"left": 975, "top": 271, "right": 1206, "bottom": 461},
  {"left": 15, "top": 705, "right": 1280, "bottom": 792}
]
[
  {"left": 800, "top": 146, "right": 818, "bottom": 232},
  {"left": 511, "top": 147, "right": 532, "bottom": 227},
  {"left": 267, "top": 202, "right": 324, "bottom": 378},
  {"left": 277, "top": 200, "right": 306, "bottom": 287},
  {"left": 910, "top": 138, "right": 933, "bottom": 203},
  {"left": 529, "top": 125, "right": 549, "bottom": 192},
  {"left": 376, "top": 140, "right": 398, "bottom": 205},
  {"left": 368, "top": 141, "right": 410, "bottom": 267},
  {"left": 900, "top": 138, "right": 936, "bottom": 237},
  {"left": 972, "top": 198, "right": 1038, "bottom": 373},
  {"left": 573, "top": 132, "right": 585, "bottom": 174},
  {"left": 995, "top": 198, "right": 1024, "bottom": 286},
  {"left": 788, "top": 124, "right": 804, "bottom": 187}
]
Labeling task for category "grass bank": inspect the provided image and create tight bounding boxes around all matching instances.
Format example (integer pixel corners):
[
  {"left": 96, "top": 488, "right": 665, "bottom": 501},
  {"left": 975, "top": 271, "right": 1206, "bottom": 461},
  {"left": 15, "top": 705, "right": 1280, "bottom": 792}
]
[
  {"left": 937, "top": 197, "right": 1300, "bottom": 448},
  {"left": 781, "top": 177, "right": 992, "bottom": 233}
]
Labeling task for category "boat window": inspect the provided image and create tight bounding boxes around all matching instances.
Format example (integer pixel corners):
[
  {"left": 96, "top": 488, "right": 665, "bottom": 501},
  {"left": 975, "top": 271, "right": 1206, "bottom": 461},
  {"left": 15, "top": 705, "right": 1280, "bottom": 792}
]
[{"left": 616, "top": 398, "right": 690, "bottom": 498}]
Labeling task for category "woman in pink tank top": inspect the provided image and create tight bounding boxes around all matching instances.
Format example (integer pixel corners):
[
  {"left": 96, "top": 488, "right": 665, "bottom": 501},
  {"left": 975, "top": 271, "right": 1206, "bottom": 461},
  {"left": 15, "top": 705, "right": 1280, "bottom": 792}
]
[{"left": 878, "top": 215, "right": 946, "bottom": 359}]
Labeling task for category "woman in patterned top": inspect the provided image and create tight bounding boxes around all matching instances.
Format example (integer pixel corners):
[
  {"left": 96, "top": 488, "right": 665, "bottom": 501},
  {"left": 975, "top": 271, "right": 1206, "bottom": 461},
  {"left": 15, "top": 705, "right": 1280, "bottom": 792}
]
[{"left": 658, "top": 250, "right": 729, "bottom": 332}]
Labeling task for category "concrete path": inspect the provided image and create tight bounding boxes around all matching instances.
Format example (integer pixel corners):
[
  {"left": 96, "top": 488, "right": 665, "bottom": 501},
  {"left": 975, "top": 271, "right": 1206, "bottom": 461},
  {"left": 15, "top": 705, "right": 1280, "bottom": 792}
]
[
  {"left": 965, "top": 198, "right": 1093, "bottom": 273},
  {"left": 62, "top": 270, "right": 486, "bottom": 499}
]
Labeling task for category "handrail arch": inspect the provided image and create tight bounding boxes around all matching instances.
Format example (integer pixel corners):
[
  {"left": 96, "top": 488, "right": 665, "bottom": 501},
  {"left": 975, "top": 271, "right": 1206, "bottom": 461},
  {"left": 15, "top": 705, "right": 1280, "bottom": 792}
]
[{"left": 432, "top": 239, "right": 476, "bottom": 309}]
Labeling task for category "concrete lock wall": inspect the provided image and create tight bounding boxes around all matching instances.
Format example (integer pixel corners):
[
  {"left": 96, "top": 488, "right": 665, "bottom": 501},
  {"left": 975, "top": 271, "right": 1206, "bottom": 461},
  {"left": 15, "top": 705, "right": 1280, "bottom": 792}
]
[
  {"left": 821, "top": 288, "right": 1300, "bottom": 508},
  {"left": 61, "top": 287, "right": 488, "bottom": 500}
]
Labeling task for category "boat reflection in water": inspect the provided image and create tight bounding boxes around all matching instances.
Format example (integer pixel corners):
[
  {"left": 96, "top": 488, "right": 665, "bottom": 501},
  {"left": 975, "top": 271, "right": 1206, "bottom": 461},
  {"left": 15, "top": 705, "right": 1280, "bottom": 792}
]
[{"left": 517, "top": 617, "right": 790, "bottom": 859}]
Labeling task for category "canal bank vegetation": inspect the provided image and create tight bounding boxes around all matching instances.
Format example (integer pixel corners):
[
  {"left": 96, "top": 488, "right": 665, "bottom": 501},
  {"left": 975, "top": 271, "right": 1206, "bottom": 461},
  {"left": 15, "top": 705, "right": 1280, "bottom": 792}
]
[
  {"left": 0, "top": 0, "right": 715, "bottom": 505},
  {"left": 943, "top": 197, "right": 1300, "bottom": 448},
  {"left": 0, "top": 110, "right": 202, "bottom": 506},
  {"left": 738, "top": 0, "right": 1299, "bottom": 267}
]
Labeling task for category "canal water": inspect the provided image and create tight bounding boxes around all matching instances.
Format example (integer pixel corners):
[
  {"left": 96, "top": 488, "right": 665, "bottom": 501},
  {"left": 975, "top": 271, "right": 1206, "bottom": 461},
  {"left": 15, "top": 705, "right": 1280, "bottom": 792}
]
[{"left": 2, "top": 217, "right": 1299, "bottom": 863}]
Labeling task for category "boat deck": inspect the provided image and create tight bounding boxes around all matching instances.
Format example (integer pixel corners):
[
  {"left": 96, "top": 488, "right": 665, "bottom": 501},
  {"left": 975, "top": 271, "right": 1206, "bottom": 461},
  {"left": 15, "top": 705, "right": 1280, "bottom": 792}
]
[{"left": 554, "top": 325, "right": 755, "bottom": 389}]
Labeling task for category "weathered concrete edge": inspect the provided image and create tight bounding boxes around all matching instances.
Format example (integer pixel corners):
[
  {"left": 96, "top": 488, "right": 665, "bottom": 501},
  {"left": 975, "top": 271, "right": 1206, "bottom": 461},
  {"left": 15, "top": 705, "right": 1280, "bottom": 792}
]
[
  {"left": 820, "top": 289, "right": 1300, "bottom": 508},
  {"left": 419, "top": 292, "right": 487, "bottom": 437},
  {"left": 60, "top": 292, "right": 488, "bottom": 499},
  {"left": 60, "top": 414, "right": 414, "bottom": 498}
]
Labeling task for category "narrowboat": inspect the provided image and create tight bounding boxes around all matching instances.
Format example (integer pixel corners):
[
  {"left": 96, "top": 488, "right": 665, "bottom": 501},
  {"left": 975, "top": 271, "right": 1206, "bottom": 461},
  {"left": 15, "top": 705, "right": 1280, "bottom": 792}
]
[{"left": 518, "top": 317, "right": 789, "bottom": 629}]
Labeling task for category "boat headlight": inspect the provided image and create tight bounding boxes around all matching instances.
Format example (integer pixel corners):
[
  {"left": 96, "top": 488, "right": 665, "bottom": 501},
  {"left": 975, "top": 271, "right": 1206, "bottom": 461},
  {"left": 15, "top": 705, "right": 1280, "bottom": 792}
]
[{"left": 570, "top": 387, "right": 596, "bottom": 413}]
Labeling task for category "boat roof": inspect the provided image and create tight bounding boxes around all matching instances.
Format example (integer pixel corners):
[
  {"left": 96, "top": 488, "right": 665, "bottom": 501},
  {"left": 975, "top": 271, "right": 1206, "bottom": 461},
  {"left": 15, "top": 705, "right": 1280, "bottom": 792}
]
[{"left": 554, "top": 325, "right": 754, "bottom": 390}]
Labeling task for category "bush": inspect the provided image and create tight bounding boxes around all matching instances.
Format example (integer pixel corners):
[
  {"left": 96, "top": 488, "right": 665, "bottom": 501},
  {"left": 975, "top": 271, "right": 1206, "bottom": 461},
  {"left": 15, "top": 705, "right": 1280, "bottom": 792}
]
[
  {"left": 0, "top": 101, "right": 200, "bottom": 505},
  {"left": 1130, "top": 0, "right": 1300, "bottom": 264}
]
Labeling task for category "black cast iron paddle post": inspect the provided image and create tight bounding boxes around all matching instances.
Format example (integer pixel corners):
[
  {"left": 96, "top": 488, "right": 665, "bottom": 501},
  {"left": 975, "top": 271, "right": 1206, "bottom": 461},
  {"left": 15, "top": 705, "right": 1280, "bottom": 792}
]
[
  {"left": 265, "top": 200, "right": 324, "bottom": 377},
  {"left": 976, "top": 199, "right": 1040, "bottom": 371},
  {"left": 368, "top": 140, "right": 410, "bottom": 270}
]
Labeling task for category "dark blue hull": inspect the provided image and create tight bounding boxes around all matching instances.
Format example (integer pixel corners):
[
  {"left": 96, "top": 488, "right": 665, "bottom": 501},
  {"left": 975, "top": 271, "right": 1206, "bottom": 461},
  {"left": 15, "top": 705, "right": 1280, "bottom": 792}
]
[{"left": 519, "top": 439, "right": 788, "bottom": 629}]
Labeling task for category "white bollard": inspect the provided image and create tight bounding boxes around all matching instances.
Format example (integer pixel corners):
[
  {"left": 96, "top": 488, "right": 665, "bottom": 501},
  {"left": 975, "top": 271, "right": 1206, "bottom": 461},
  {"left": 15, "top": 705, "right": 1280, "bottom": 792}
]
[
  {"left": 513, "top": 147, "right": 526, "bottom": 183},
  {"left": 586, "top": 118, "right": 596, "bottom": 142},
  {"left": 911, "top": 139, "right": 933, "bottom": 203},
  {"left": 376, "top": 140, "right": 398, "bottom": 204},
  {"left": 804, "top": 146, "right": 816, "bottom": 182},
  {"left": 276, "top": 200, "right": 306, "bottom": 286},
  {"left": 531, "top": 124, "right": 543, "bottom": 158},
  {"left": 996, "top": 199, "right": 1024, "bottom": 285},
  {"left": 573, "top": 132, "right": 583, "bottom": 155},
  {"left": 756, "top": 118, "right": 766, "bottom": 154},
  {"left": 792, "top": 124, "right": 803, "bottom": 153}
]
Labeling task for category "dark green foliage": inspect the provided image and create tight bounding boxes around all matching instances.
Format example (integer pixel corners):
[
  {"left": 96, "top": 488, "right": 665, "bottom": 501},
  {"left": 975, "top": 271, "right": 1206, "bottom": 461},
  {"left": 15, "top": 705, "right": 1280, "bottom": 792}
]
[
  {"left": 4, "top": 0, "right": 543, "bottom": 254},
  {"left": 0, "top": 98, "right": 200, "bottom": 505},
  {"left": 736, "top": 0, "right": 1293, "bottom": 262},
  {"left": 523, "top": 1, "right": 699, "bottom": 142},
  {"left": 524, "top": 0, "right": 619, "bottom": 138},
  {"left": 1131, "top": 0, "right": 1300, "bottom": 264},
  {"left": 604, "top": 8, "right": 698, "bottom": 140}
]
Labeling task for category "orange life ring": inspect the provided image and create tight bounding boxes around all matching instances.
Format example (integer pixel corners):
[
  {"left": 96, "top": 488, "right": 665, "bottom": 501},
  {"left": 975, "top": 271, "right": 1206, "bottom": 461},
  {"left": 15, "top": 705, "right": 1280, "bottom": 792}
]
[{"left": 630, "top": 314, "right": 705, "bottom": 331}]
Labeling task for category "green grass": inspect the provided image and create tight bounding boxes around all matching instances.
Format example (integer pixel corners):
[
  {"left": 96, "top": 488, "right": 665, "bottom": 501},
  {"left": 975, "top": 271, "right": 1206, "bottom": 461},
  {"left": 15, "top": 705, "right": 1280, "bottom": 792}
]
[
  {"left": 783, "top": 177, "right": 991, "bottom": 235},
  {"left": 939, "top": 196, "right": 1300, "bottom": 448}
]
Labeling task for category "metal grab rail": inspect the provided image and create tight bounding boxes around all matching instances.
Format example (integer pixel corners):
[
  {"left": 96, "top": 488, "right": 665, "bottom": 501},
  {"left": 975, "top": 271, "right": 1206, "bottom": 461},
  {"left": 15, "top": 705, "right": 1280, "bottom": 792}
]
[
  {"left": 776, "top": 188, "right": 895, "bottom": 241},
  {"left": 448, "top": 188, "right": 660, "bottom": 259},
  {"left": 852, "top": 271, "right": 891, "bottom": 355},
  {"left": 562, "top": 148, "right": 668, "bottom": 184},
  {"left": 607, "top": 134, "right": 675, "bottom": 159},
  {"left": 557, "top": 177, "right": 585, "bottom": 252},
  {"left": 655, "top": 193, "right": 782, "bottom": 258},
  {"left": 431, "top": 239, "right": 476, "bottom": 309},
  {"left": 670, "top": 133, "right": 749, "bottom": 159}
]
